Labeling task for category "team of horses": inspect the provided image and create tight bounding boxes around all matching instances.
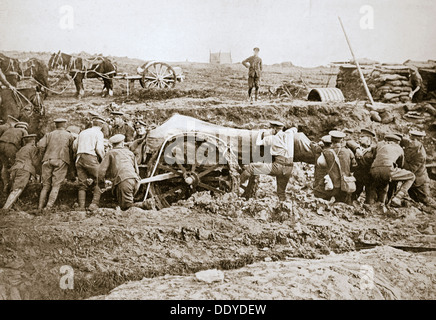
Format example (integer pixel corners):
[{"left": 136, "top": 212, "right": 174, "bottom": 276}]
[
  {"left": 0, "top": 51, "right": 118, "bottom": 135},
  {"left": 48, "top": 51, "right": 117, "bottom": 98}
]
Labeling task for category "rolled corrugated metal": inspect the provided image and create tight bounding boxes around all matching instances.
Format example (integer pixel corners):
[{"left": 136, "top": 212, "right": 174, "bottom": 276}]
[{"left": 307, "top": 88, "right": 345, "bottom": 102}]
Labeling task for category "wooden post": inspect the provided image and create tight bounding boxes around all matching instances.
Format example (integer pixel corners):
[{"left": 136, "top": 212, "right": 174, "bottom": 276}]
[{"left": 338, "top": 16, "right": 375, "bottom": 105}]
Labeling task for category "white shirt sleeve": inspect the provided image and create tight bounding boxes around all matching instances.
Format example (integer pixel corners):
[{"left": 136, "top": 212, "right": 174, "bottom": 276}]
[{"left": 284, "top": 128, "right": 298, "bottom": 158}]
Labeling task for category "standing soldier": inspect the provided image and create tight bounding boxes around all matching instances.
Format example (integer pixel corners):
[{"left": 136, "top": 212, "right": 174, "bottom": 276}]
[
  {"left": 37, "top": 119, "right": 75, "bottom": 211},
  {"left": 239, "top": 121, "right": 295, "bottom": 201},
  {"left": 110, "top": 111, "right": 135, "bottom": 142},
  {"left": 242, "top": 47, "right": 262, "bottom": 103},
  {"left": 74, "top": 117, "right": 106, "bottom": 211},
  {"left": 409, "top": 67, "right": 424, "bottom": 102},
  {"left": 2, "top": 134, "right": 40, "bottom": 209},
  {"left": 97, "top": 134, "right": 141, "bottom": 211},
  {"left": 370, "top": 134, "right": 415, "bottom": 208},
  {"left": 0, "top": 122, "right": 28, "bottom": 191},
  {"left": 403, "top": 130, "right": 435, "bottom": 207}
]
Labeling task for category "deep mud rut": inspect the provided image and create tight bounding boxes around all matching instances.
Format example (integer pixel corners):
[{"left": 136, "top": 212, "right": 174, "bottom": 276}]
[{"left": 0, "top": 56, "right": 435, "bottom": 299}]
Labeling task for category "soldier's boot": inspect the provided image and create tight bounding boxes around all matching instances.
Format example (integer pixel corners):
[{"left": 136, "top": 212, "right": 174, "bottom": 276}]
[
  {"left": 1, "top": 167, "right": 9, "bottom": 193},
  {"left": 88, "top": 187, "right": 101, "bottom": 212},
  {"left": 76, "top": 190, "right": 86, "bottom": 211},
  {"left": 391, "top": 191, "right": 405, "bottom": 207},
  {"left": 45, "top": 186, "right": 60, "bottom": 209},
  {"left": 239, "top": 171, "right": 251, "bottom": 186},
  {"left": 3, "top": 189, "right": 23, "bottom": 210},
  {"left": 38, "top": 187, "right": 50, "bottom": 210}
]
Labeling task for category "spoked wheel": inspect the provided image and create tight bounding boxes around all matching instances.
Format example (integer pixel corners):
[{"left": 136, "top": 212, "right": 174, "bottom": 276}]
[
  {"left": 139, "top": 62, "right": 177, "bottom": 89},
  {"left": 146, "top": 133, "right": 240, "bottom": 209}
]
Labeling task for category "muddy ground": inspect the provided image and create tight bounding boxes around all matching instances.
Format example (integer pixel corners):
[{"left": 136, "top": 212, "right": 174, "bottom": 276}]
[{"left": 0, "top": 51, "right": 435, "bottom": 300}]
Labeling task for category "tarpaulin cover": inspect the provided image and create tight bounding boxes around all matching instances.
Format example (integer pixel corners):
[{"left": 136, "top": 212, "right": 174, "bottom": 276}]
[{"left": 146, "top": 114, "right": 316, "bottom": 164}]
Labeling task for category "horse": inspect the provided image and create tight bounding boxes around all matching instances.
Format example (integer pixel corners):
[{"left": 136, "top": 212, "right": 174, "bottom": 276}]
[
  {"left": 0, "top": 88, "right": 45, "bottom": 136},
  {"left": 0, "top": 53, "right": 50, "bottom": 97},
  {"left": 49, "top": 51, "right": 117, "bottom": 98}
]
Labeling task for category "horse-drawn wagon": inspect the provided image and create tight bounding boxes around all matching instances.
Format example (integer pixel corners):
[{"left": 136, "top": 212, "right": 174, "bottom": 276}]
[
  {"left": 48, "top": 51, "right": 184, "bottom": 97},
  {"left": 134, "top": 115, "right": 317, "bottom": 209}
]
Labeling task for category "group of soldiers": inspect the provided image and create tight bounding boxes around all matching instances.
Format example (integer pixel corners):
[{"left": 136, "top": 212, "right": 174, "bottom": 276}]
[
  {"left": 240, "top": 120, "right": 434, "bottom": 211},
  {"left": 0, "top": 111, "right": 149, "bottom": 212}
]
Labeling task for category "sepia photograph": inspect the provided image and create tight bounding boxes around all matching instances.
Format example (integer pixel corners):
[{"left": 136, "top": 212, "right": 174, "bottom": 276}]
[{"left": 0, "top": 0, "right": 435, "bottom": 308}]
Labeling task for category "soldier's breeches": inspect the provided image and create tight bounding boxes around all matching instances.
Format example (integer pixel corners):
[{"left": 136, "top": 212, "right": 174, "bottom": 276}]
[
  {"left": 76, "top": 154, "right": 99, "bottom": 191},
  {"left": 10, "top": 170, "right": 31, "bottom": 190},
  {"left": 115, "top": 178, "right": 138, "bottom": 210},
  {"left": 0, "top": 143, "right": 18, "bottom": 168},
  {"left": 390, "top": 168, "right": 415, "bottom": 194},
  {"left": 408, "top": 183, "right": 431, "bottom": 204},
  {"left": 41, "top": 159, "right": 69, "bottom": 188},
  {"left": 242, "top": 162, "right": 293, "bottom": 200}
]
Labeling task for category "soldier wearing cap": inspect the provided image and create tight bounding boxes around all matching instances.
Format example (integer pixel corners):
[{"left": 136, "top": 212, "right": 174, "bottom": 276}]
[
  {"left": 0, "top": 115, "right": 19, "bottom": 137},
  {"left": 313, "top": 135, "right": 335, "bottom": 196},
  {"left": 402, "top": 130, "right": 434, "bottom": 207},
  {"left": 85, "top": 111, "right": 111, "bottom": 138},
  {"left": 242, "top": 47, "right": 263, "bottom": 103},
  {"left": 370, "top": 134, "right": 415, "bottom": 207},
  {"left": 314, "top": 131, "right": 356, "bottom": 204},
  {"left": 239, "top": 120, "right": 296, "bottom": 201},
  {"left": 110, "top": 111, "right": 135, "bottom": 142},
  {"left": 97, "top": 134, "right": 140, "bottom": 211},
  {"left": 346, "top": 128, "right": 377, "bottom": 203},
  {"left": 37, "top": 118, "right": 75, "bottom": 211},
  {"left": 74, "top": 116, "right": 106, "bottom": 211},
  {"left": 3, "top": 134, "right": 40, "bottom": 210},
  {"left": 0, "top": 121, "right": 28, "bottom": 191},
  {"left": 130, "top": 120, "right": 148, "bottom": 163}
]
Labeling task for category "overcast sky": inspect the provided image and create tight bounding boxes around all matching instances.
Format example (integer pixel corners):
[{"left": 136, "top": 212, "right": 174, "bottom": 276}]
[{"left": 0, "top": 0, "right": 435, "bottom": 66}]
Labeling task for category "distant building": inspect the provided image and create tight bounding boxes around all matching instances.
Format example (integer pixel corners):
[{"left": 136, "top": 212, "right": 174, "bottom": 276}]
[{"left": 209, "top": 51, "right": 232, "bottom": 64}]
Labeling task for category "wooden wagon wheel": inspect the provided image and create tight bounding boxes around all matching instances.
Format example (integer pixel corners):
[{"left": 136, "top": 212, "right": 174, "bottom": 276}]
[
  {"left": 146, "top": 133, "right": 240, "bottom": 209},
  {"left": 139, "top": 62, "right": 177, "bottom": 89}
]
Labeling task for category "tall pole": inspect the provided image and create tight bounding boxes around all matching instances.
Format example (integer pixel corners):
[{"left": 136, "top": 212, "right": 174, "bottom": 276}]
[{"left": 338, "top": 16, "right": 375, "bottom": 105}]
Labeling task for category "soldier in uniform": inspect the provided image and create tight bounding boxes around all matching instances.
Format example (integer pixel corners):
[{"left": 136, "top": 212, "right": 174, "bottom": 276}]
[
  {"left": 86, "top": 111, "right": 110, "bottom": 138},
  {"left": 37, "top": 119, "right": 75, "bottom": 211},
  {"left": 403, "top": 130, "right": 435, "bottom": 207},
  {"left": 346, "top": 128, "right": 377, "bottom": 203},
  {"left": 2, "top": 134, "right": 40, "bottom": 210},
  {"left": 130, "top": 120, "right": 148, "bottom": 163},
  {"left": 74, "top": 117, "right": 106, "bottom": 211},
  {"left": 97, "top": 134, "right": 141, "bottom": 210},
  {"left": 242, "top": 47, "right": 263, "bottom": 103},
  {"left": 409, "top": 67, "right": 424, "bottom": 102},
  {"left": 314, "top": 131, "right": 357, "bottom": 204},
  {"left": 313, "top": 135, "right": 335, "bottom": 198},
  {"left": 0, "top": 67, "right": 15, "bottom": 89},
  {"left": 0, "top": 115, "right": 19, "bottom": 137},
  {"left": 110, "top": 111, "right": 135, "bottom": 142},
  {"left": 370, "top": 134, "right": 415, "bottom": 207},
  {"left": 0, "top": 122, "right": 28, "bottom": 191},
  {"left": 239, "top": 120, "right": 295, "bottom": 201}
]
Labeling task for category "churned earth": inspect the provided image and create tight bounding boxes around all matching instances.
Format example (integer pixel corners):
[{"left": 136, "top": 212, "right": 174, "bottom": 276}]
[{"left": 0, "top": 51, "right": 435, "bottom": 300}]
